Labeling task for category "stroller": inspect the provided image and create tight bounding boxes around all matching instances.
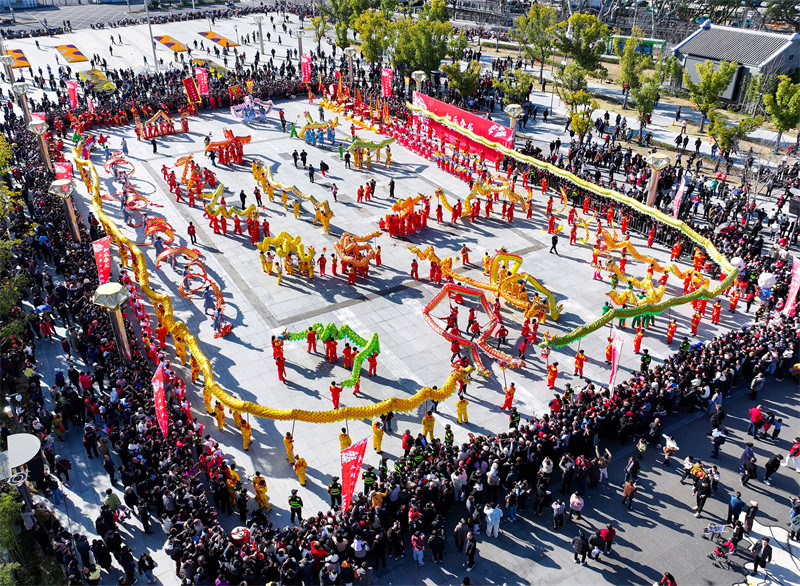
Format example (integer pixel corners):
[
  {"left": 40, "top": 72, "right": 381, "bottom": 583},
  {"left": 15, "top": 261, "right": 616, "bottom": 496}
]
[{"left": 706, "top": 538, "right": 736, "bottom": 570}]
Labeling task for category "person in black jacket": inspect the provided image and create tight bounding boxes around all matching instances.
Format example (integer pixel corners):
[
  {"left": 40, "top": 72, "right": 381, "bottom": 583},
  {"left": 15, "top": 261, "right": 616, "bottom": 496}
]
[
  {"left": 750, "top": 537, "right": 772, "bottom": 576},
  {"left": 741, "top": 457, "right": 758, "bottom": 486},
  {"left": 572, "top": 530, "right": 590, "bottom": 564},
  {"left": 465, "top": 532, "right": 477, "bottom": 571},
  {"left": 589, "top": 530, "right": 605, "bottom": 561}
]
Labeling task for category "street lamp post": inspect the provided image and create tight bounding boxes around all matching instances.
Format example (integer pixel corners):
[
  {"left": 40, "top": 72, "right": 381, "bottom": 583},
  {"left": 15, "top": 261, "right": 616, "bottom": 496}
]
[
  {"left": 234, "top": 25, "right": 240, "bottom": 46},
  {"left": 12, "top": 82, "right": 55, "bottom": 177},
  {"left": 143, "top": 0, "right": 159, "bottom": 72},
  {"left": 93, "top": 283, "right": 132, "bottom": 364},
  {"left": 411, "top": 70, "right": 427, "bottom": 95},
  {"left": 49, "top": 179, "right": 81, "bottom": 243},
  {"left": 255, "top": 16, "right": 265, "bottom": 55},
  {"left": 645, "top": 153, "right": 671, "bottom": 207},
  {"left": 344, "top": 47, "right": 356, "bottom": 85},
  {"left": 296, "top": 29, "right": 304, "bottom": 58},
  {"left": 504, "top": 103, "right": 523, "bottom": 148}
]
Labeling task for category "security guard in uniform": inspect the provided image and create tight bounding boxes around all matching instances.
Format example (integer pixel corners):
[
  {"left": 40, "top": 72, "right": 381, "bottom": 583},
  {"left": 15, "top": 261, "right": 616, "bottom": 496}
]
[
  {"left": 394, "top": 458, "right": 406, "bottom": 473},
  {"left": 509, "top": 407, "right": 521, "bottom": 429},
  {"left": 640, "top": 349, "right": 652, "bottom": 372},
  {"left": 378, "top": 457, "right": 389, "bottom": 483},
  {"left": 444, "top": 424, "right": 454, "bottom": 447},
  {"left": 362, "top": 466, "right": 378, "bottom": 492},
  {"left": 288, "top": 489, "right": 303, "bottom": 523},
  {"left": 328, "top": 476, "right": 342, "bottom": 508}
]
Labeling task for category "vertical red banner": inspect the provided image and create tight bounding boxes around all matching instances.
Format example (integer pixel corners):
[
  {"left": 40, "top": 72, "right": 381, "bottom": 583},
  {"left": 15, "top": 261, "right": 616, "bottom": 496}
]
[
  {"left": 301, "top": 55, "right": 312, "bottom": 83},
  {"left": 341, "top": 438, "right": 368, "bottom": 512},
  {"left": 67, "top": 81, "right": 78, "bottom": 109},
  {"left": 196, "top": 68, "right": 209, "bottom": 95},
  {"left": 54, "top": 162, "right": 72, "bottom": 179},
  {"left": 784, "top": 257, "right": 800, "bottom": 317},
  {"left": 381, "top": 67, "right": 393, "bottom": 97},
  {"left": 152, "top": 364, "right": 169, "bottom": 438},
  {"left": 92, "top": 236, "right": 112, "bottom": 285},
  {"left": 87, "top": 96, "right": 95, "bottom": 114},
  {"left": 608, "top": 327, "right": 624, "bottom": 388},
  {"left": 183, "top": 77, "right": 201, "bottom": 103}
]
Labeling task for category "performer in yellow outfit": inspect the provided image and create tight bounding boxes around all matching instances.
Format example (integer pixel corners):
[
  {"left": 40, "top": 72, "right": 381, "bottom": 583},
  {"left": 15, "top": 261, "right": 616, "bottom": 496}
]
[
  {"left": 284, "top": 432, "right": 294, "bottom": 462},
  {"left": 190, "top": 355, "right": 201, "bottom": 384},
  {"left": 293, "top": 455, "right": 308, "bottom": 485},
  {"left": 372, "top": 420, "right": 384, "bottom": 453},
  {"left": 483, "top": 252, "right": 491, "bottom": 275},
  {"left": 252, "top": 472, "right": 270, "bottom": 510},
  {"left": 214, "top": 401, "right": 225, "bottom": 430},
  {"left": 203, "top": 385, "right": 213, "bottom": 414},
  {"left": 456, "top": 396, "right": 469, "bottom": 423},
  {"left": 422, "top": 411, "right": 435, "bottom": 441},
  {"left": 293, "top": 200, "right": 300, "bottom": 219},
  {"left": 339, "top": 428, "right": 352, "bottom": 451},
  {"left": 175, "top": 336, "right": 187, "bottom": 365},
  {"left": 231, "top": 410, "right": 243, "bottom": 430},
  {"left": 240, "top": 419, "right": 252, "bottom": 451}
]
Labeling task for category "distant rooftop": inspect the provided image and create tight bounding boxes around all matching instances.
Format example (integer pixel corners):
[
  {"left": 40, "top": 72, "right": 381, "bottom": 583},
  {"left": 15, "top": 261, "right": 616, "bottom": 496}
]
[{"left": 674, "top": 22, "right": 800, "bottom": 67}]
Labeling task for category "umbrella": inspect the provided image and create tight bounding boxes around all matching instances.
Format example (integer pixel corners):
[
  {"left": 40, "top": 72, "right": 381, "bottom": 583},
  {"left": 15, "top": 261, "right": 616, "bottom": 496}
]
[{"left": 34, "top": 304, "right": 52, "bottom": 314}]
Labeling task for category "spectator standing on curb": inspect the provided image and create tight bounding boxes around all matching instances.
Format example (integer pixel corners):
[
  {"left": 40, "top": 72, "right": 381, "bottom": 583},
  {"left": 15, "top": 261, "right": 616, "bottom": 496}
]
[{"left": 465, "top": 532, "right": 477, "bottom": 572}]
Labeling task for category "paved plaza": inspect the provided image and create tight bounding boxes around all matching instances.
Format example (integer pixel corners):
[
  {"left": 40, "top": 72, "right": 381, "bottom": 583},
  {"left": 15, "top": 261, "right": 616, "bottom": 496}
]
[{"left": 2, "top": 10, "right": 800, "bottom": 586}]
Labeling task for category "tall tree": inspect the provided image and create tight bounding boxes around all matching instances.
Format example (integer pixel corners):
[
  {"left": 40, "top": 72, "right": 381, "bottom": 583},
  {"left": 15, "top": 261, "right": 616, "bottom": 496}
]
[
  {"left": 766, "top": 0, "right": 800, "bottom": 32},
  {"left": 550, "top": 13, "right": 611, "bottom": 75},
  {"left": 762, "top": 75, "right": 800, "bottom": 151},
  {"left": 682, "top": 60, "right": 738, "bottom": 132},
  {"left": 441, "top": 60, "right": 482, "bottom": 100},
  {"left": 310, "top": 16, "right": 331, "bottom": 55},
  {"left": 616, "top": 27, "right": 650, "bottom": 109},
  {"left": 409, "top": 18, "right": 451, "bottom": 74},
  {"left": 323, "top": 0, "right": 353, "bottom": 50},
  {"left": 422, "top": 0, "right": 450, "bottom": 22},
  {"left": 447, "top": 30, "right": 468, "bottom": 63},
  {"left": 379, "top": 0, "right": 397, "bottom": 18},
  {"left": 511, "top": 3, "right": 558, "bottom": 83},
  {"left": 707, "top": 113, "right": 763, "bottom": 154},
  {"left": 554, "top": 64, "right": 595, "bottom": 142},
  {"left": 492, "top": 68, "right": 536, "bottom": 105},
  {"left": 630, "top": 79, "right": 660, "bottom": 140},
  {"left": 354, "top": 9, "right": 390, "bottom": 63},
  {"left": 0, "top": 137, "right": 28, "bottom": 344}
]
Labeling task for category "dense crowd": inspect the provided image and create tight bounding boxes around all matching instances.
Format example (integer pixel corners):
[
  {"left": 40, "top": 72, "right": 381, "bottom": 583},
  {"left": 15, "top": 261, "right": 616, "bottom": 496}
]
[{"left": 0, "top": 7, "right": 798, "bottom": 586}]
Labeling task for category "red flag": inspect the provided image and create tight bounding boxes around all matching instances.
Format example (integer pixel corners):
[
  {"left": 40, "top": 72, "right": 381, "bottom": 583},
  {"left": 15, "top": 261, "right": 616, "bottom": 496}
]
[
  {"left": 228, "top": 84, "right": 241, "bottom": 101},
  {"left": 381, "top": 67, "right": 393, "bottom": 98},
  {"left": 609, "top": 326, "right": 624, "bottom": 388},
  {"left": 341, "top": 438, "right": 368, "bottom": 512},
  {"left": 183, "top": 77, "right": 201, "bottom": 103},
  {"left": 92, "top": 236, "right": 112, "bottom": 284},
  {"left": 152, "top": 364, "right": 169, "bottom": 438},
  {"left": 784, "top": 257, "right": 800, "bottom": 317},
  {"left": 54, "top": 161, "right": 72, "bottom": 180},
  {"left": 196, "top": 67, "right": 209, "bottom": 95},
  {"left": 301, "top": 55, "right": 312, "bottom": 83},
  {"left": 67, "top": 81, "right": 78, "bottom": 110}
]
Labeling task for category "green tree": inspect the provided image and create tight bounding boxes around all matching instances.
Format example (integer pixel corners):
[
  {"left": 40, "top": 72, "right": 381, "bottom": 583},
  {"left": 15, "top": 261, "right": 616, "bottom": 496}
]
[
  {"left": 655, "top": 55, "right": 683, "bottom": 88},
  {"left": 389, "top": 17, "right": 415, "bottom": 73},
  {"left": 550, "top": 13, "right": 611, "bottom": 75},
  {"left": 0, "top": 493, "right": 23, "bottom": 560},
  {"left": 566, "top": 89, "right": 598, "bottom": 143},
  {"left": 707, "top": 113, "right": 763, "bottom": 153},
  {"left": 683, "top": 60, "right": 737, "bottom": 132},
  {"left": 422, "top": 0, "right": 450, "bottom": 22},
  {"left": 323, "top": 0, "right": 353, "bottom": 50},
  {"left": 441, "top": 60, "right": 482, "bottom": 99},
  {"left": 616, "top": 27, "right": 651, "bottom": 109},
  {"left": 554, "top": 63, "right": 588, "bottom": 95},
  {"left": 630, "top": 79, "right": 660, "bottom": 139},
  {"left": 0, "top": 137, "right": 27, "bottom": 344},
  {"left": 309, "top": 16, "right": 331, "bottom": 55},
  {"left": 354, "top": 9, "right": 390, "bottom": 63},
  {"left": 409, "top": 18, "right": 451, "bottom": 74},
  {"left": 0, "top": 562, "right": 20, "bottom": 586},
  {"left": 379, "top": 0, "right": 397, "bottom": 18},
  {"left": 766, "top": 0, "right": 800, "bottom": 32},
  {"left": 511, "top": 3, "right": 558, "bottom": 83},
  {"left": 762, "top": 75, "right": 800, "bottom": 151},
  {"left": 492, "top": 68, "right": 535, "bottom": 105},
  {"left": 447, "top": 30, "right": 468, "bottom": 63}
]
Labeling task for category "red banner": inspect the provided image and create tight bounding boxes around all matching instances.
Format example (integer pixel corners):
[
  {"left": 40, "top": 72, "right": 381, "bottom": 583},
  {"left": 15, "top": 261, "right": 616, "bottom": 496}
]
[
  {"left": 92, "top": 236, "right": 112, "bottom": 285},
  {"left": 672, "top": 173, "right": 688, "bottom": 218},
  {"left": 67, "top": 81, "right": 78, "bottom": 110},
  {"left": 301, "top": 55, "right": 312, "bottom": 83},
  {"left": 87, "top": 96, "right": 95, "bottom": 114},
  {"left": 228, "top": 84, "right": 241, "bottom": 102},
  {"left": 183, "top": 77, "right": 201, "bottom": 103},
  {"left": 196, "top": 68, "right": 209, "bottom": 96},
  {"left": 381, "top": 67, "right": 393, "bottom": 98},
  {"left": 54, "top": 161, "right": 72, "bottom": 180},
  {"left": 341, "top": 438, "right": 368, "bottom": 512},
  {"left": 412, "top": 91, "right": 514, "bottom": 148},
  {"left": 152, "top": 364, "right": 169, "bottom": 438},
  {"left": 31, "top": 111, "right": 46, "bottom": 125},
  {"left": 784, "top": 257, "right": 800, "bottom": 317},
  {"left": 609, "top": 326, "right": 624, "bottom": 388}
]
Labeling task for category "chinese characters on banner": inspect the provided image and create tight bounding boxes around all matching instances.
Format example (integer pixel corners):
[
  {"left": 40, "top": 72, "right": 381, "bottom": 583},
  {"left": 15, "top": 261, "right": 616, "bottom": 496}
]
[
  {"left": 54, "top": 162, "right": 72, "bottom": 180},
  {"left": 183, "top": 77, "right": 201, "bottom": 103},
  {"left": 228, "top": 84, "right": 241, "bottom": 102},
  {"left": 609, "top": 327, "right": 625, "bottom": 388},
  {"left": 92, "top": 236, "right": 112, "bottom": 285},
  {"left": 412, "top": 91, "right": 514, "bottom": 148},
  {"left": 783, "top": 257, "right": 800, "bottom": 317},
  {"left": 196, "top": 68, "right": 209, "bottom": 96},
  {"left": 341, "top": 438, "right": 368, "bottom": 512},
  {"left": 67, "top": 81, "right": 78, "bottom": 110},
  {"left": 152, "top": 364, "right": 169, "bottom": 438},
  {"left": 381, "top": 68, "right": 393, "bottom": 97},
  {"left": 301, "top": 55, "right": 312, "bottom": 83},
  {"left": 30, "top": 112, "right": 46, "bottom": 125},
  {"left": 672, "top": 173, "right": 688, "bottom": 218}
]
